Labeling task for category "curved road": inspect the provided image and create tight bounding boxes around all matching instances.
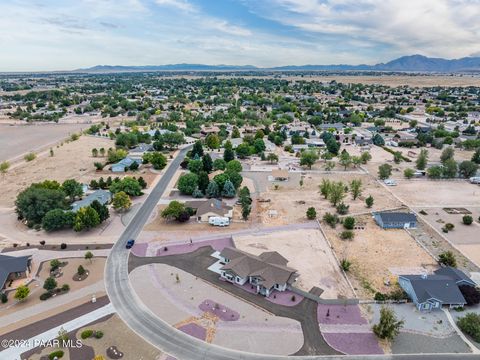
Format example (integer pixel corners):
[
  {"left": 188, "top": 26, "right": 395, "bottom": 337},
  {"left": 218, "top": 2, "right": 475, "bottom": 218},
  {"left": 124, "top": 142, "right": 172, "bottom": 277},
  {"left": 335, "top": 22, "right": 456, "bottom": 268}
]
[{"left": 105, "top": 146, "right": 478, "bottom": 360}]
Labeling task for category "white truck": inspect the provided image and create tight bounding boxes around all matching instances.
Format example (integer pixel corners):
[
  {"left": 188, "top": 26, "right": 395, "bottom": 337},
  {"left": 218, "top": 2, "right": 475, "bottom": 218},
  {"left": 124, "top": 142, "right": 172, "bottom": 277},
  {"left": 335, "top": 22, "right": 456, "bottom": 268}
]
[{"left": 208, "top": 216, "right": 230, "bottom": 227}]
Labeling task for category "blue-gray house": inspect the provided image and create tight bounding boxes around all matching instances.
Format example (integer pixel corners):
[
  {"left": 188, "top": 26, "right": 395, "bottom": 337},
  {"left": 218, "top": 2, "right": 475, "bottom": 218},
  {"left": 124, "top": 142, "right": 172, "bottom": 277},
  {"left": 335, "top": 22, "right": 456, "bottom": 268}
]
[
  {"left": 374, "top": 212, "right": 417, "bottom": 229},
  {"left": 399, "top": 267, "right": 476, "bottom": 311},
  {"left": 71, "top": 190, "right": 112, "bottom": 212},
  {"left": 111, "top": 157, "right": 142, "bottom": 173}
]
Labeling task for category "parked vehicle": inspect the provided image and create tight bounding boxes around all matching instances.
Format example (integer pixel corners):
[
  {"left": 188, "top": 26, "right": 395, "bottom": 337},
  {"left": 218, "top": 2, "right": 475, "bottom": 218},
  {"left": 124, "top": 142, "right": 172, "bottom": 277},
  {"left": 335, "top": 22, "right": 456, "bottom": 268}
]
[
  {"left": 470, "top": 177, "right": 480, "bottom": 184},
  {"left": 126, "top": 239, "right": 135, "bottom": 249},
  {"left": 208, "top": 216, "right": 230, "bottom": 227},
  {"left": 384, "top": 179, "right": 397, "bottom": 186}
]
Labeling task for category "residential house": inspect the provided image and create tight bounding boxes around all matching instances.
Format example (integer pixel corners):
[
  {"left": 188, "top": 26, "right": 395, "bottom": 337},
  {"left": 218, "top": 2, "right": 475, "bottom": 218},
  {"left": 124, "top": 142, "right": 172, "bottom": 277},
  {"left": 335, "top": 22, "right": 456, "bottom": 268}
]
[
  {"left": 185, "top": 199, "right": 233, "bottom": 222},
  {"left": 128, "top": 143, "right": 153, "bottom": 161},
  {"left": 0, "top": 254, "right": 32, "bottom": 289},
  {"left": 219, "top": 247, "right": 298, "bottom": 297},
  {"left": 71, "top": 189, "right": 112, "bottom": 213},
  {"left": 399, "top": 267, "right": 476, "bottom": 311},
  {"left": 374, "top": 212, "right": 417, "bottom": 229},
  {"left": 111, "top": 157, "right": 142, "bottom": 173}
]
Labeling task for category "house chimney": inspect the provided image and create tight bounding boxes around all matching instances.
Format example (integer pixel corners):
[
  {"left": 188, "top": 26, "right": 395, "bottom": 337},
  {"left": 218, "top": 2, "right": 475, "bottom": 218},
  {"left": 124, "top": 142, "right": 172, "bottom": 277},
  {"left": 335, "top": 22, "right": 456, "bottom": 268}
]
[{"left": 421, "top": 273, "right": 427, "bottom": 280}]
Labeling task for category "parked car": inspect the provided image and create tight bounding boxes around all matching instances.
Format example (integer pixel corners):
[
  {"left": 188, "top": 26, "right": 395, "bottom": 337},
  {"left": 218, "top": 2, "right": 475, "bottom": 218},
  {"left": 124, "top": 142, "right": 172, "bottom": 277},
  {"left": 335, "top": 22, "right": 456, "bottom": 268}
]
[
  {"left": 126, "top": 239, "right": 135, "bottom": 249},
  {"left": 384, "top": 179, "right": 397, "bottom": 186}
]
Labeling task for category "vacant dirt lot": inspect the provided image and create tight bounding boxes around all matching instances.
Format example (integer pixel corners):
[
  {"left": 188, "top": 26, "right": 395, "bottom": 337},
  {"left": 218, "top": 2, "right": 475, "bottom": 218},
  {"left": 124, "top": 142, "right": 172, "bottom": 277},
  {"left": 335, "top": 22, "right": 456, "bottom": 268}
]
[
  {"left": 323, "top": 216, "right": 437, "bottom": 299},
  {"left": 254, "top": 172, "right": 401, "bottom": 226},
  {"left": 0, "top": 123, "right": 88, "bottom": 162},
  {"left": 415, "top": 207, "right": 480, "bottom": 265},
  {"left": 388, "top": 180, "right": 480, "bottom": 207},
  {"left": 0, "top": 135, "right": 114, "bottom": 207},
  {"left": 234, "top": 229, "right": 354, "bottom": 299}
]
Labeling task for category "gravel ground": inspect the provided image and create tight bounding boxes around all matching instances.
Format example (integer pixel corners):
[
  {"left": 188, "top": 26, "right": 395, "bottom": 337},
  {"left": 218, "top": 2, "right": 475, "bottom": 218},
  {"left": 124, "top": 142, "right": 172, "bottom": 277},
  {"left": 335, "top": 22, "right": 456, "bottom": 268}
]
[{"left": 391, "top": 333, "right": 471, "bottom": 354}]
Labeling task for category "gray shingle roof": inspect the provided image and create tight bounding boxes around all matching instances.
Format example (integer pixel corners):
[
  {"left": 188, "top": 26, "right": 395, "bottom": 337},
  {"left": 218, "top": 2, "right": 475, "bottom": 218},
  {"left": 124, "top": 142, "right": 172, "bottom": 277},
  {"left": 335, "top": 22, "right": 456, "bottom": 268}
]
[
  {"left": 401, "top": 274, "right": 467, "bottom": 304},
  {"left": 377, "top": 212, "right": 417, "bottom": 223},
  {"left": 434, "top": 267, "right": 476, "bottom": 286},
  {"left": 0, "top": 255, "right": 31, "bottom": 288},
  {"left": 71, "top": 189, "right": 112, "bottom": 212}
]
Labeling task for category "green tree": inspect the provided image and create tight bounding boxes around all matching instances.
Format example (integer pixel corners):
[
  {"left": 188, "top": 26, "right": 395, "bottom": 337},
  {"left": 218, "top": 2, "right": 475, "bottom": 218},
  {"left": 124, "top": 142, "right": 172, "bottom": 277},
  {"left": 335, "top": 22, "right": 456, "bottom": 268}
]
[
  {"left": 109, "top": 177, "right": 142, "bottom": 196},
  {"left": 112, "top": 191, "right": 131, "bottom": 211},
  {"left": 404, "top": 168, "right": 415, "bottom": 179},
  {"left": 372, "top": 134, "right": 385, "bottom": 146},
  {"left": 427, "top": 165, "right": 443, "bottom": 179},
  {"left": 266, "top": 153, "right": 279, "bottom": 163},
  {"left": 253, "top": 139, "right": 266, "bottom": 153},
  {"left": 319, "top": 179, "right": 332, "bottom": 199},
  {"left": 191, "top": 140, "right": 204, "bottom": 158},
  {"left": 440, "top": 146, "right": 455, "bottom": 164},
  {"left": 442, "top": 158, "right": 457, "bottom": 178},
  {"left": 463, "top": 215, "right": 473, "bottom": 225},
  {"left": 202, "top": 154, "right": 213, "bottom": 173},
  {"left": 241, "top": 204, "right": 251, "bottom": 221},
  {"left": 177, "top": 173, "right": 199, "bottom": 195},
  {"left": 457, "top": 313, "right": 480, "bottom": 342},
  {"left": 90, "top": 200, "right": 109, "bottom": 222},
  {"left": 416, "top": 149, "right": 429, "bottom": 170},
  {"left": 373, "top": 307, "right": 404, "bottom": 340},
  {"left": 205, "top": 134, "right": 220, "bottom": 149},
  {"left": 161, "top": 201, "right": 186, "bottom": 221},
  {"left": 73, "top": 206, "right": 100, "bottom": 232},
  {"left": 149, "top": 152, "right": 167, "bottom": 170},
  {"left": 350, "top": 179, "right": 362, "bottom": 200},
  {"left": 43, "top": 277, "right": 57, "bottom": 292},
  {"left": 14, "top": 285, "right": 30, "bottom": 301},
  {"left": 393, "top": 151, "right": 403, "bottom": 164},
  {"left": 61, "top": 179, "right": 83, "bottom": 202},
  {"left": 188, "top": 159, "right": 204, "bottom": 174},
  {"left": 459, "top": 161, "right": 479, "bottom": 178},
  {"left": 222, "top": 180, "right": 236, "bottom": 198},
  {"left": 226, "top": 160, "right": 242, "bottom": 173},
  {"left": 472, "top": 148, "right": 480, "bottom": 164},
  {"left": 213, "top": 158, "right": 227, "bottom": 171},
  {"left": 339, "top": 150, "right": 352, "bottom": 170},
  {"left": 328, "top": 181, "right": 345, "bottom": 206},
  {"left": 300, "top": 150, "right": 319, "bottom": 169},
  {"left": 92, "top": 148, "right": 98, "bottom": 157},
  {"left": 42, "top": 209, "right": 75, "bottom": 231},
  {"left": 235, "top": 143, "right": 250, "bottom": 159},
  {"left": 16, "top": 186, "right": 68, "bottom": 225},
  {"left": 231, "top": 127, "right": 241, "bottom": 138},
  {"left": 360, "top": 152, "right": 372, "bottom": 164},
  {"left": 306, "top": 207, "right": 317, "bottom": 220},
  {"left": 378, "top": 163, "right": 393, "bottom": 180},
  {"left": 206, "top": 181, "right": 220, "bottom": 198},
  {"left": 343, "top": 216, "right": 355, "bottom": 230},
  {"left": 365, "top": 195, "right": 374, "bottom": 208},
  {"left": 85, "top": 251, "right": 94, "bottom": 263},
  {"left": 196, "top": 171, "right": 209, "bottom": 194}
]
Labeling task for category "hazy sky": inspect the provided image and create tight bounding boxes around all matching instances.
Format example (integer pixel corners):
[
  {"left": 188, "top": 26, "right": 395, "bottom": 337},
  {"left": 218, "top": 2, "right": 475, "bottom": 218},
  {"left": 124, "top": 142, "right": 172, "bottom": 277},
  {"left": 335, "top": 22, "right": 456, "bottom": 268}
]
[{"left": 1, "top": 0, "right": 480, "bottom": 71}]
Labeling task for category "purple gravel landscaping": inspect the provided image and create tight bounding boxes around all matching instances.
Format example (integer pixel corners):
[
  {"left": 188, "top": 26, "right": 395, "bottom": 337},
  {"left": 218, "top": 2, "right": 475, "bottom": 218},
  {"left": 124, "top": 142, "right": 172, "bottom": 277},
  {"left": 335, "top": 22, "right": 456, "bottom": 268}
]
[
  {"left": 156, "top": 237, "right": 234, "bottom": 256},
  {"left": 177, "top": 323, "right": 207, "bottom": 341},
  {"left": 226, "top": 279, "right": 304, "bottom": 307},
  {"left": 317, "top": 304, "right": 367, "bottom": 325},
  {"left": 199, "top": 300, "right": 240, "bottom": 321},
  {"left": 323, "top": 333, "right": 383, "bottom": 355},
  {"left": 131, "top": 243, "right": 148, "bottom": 256}
]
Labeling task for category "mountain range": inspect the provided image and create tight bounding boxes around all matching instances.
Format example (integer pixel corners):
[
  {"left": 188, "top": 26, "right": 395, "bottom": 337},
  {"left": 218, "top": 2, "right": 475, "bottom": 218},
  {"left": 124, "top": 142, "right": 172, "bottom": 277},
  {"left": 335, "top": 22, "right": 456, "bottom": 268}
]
[{"left": 77, "top": 55, "right": 480, "bottom": 73}]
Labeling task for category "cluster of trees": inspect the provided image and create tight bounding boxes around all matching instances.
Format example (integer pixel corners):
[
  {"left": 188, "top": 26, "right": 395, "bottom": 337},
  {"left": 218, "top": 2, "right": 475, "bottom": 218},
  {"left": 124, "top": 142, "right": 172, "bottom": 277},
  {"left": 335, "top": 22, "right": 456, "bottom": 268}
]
[
  {"left": 161, "top": 201, "right": 194, "bottom": 223},
  {"left": 238, "top": 186, "right": 252, "bottom": 221},
  {"left": 319, "top": 178, "right": 368, "bottom": 213},
  {"left": 89, "top": 176, "right": 147, "bottom": 191},
  {"left": 178, "top": 141, "right": 243, "bottom": 199},
  {"left": 426, "top": 147, "right": 478, "bottom": 179},
  {"left": 142, "top": 152, "right": 167, "bottom": 170}
]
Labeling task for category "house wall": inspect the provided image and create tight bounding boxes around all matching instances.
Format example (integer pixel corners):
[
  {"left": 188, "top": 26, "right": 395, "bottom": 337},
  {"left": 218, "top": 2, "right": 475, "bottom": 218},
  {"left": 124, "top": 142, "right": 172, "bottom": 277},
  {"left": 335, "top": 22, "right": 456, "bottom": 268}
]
[{"left": 398, "top": 277, "right": 418, "bottom": 304}]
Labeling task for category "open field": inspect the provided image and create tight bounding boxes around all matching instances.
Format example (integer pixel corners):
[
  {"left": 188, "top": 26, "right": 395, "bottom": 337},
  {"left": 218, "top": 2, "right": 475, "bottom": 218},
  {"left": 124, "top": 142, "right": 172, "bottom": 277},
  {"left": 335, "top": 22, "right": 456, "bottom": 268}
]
[
  {"left": 0, "top": 123, "right": 89, "bottom": 162},
  {"left": 251, "top": 172, "right": 401, "bottom": 226},
  {"left": 0, "top": 135, "right": 114, "bottom": 207},
  {"left": 323, "top": 216, "right": 437, "bottom": 298},
  {"left": 234, "top": 229, "right": 353, "bottom": 299},
  {"left": 387, "top": 180, "right": 480, "bottom": 207}
]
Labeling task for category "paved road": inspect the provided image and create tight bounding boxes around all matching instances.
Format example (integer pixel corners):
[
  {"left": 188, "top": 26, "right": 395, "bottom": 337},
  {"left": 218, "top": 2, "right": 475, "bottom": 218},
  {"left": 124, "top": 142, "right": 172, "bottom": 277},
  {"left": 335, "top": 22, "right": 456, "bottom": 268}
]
[{"left": 105, "top": 146, "right": 479, "bottom": 360}]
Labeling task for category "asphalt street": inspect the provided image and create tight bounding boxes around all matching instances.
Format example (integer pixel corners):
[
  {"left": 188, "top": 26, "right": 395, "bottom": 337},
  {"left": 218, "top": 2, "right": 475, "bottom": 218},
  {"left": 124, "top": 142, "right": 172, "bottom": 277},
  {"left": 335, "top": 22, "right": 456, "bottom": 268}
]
[{"left": 105, "top": 145, "right": 480, "bottom": 360}]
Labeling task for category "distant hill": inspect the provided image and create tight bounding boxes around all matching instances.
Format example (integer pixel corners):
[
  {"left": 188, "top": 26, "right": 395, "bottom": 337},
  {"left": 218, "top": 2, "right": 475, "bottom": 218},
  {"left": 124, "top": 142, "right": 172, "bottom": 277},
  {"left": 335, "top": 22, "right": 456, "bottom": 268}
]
[{"left": 76, "top": 55, "right": 480, "bottom": 73}]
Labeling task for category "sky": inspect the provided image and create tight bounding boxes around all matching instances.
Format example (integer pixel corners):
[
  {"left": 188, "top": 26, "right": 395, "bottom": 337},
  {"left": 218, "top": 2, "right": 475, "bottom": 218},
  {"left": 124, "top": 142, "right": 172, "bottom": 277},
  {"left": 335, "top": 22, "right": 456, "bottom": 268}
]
[{"left": 1, "top": 0, "right": 480, "bottom": 71}]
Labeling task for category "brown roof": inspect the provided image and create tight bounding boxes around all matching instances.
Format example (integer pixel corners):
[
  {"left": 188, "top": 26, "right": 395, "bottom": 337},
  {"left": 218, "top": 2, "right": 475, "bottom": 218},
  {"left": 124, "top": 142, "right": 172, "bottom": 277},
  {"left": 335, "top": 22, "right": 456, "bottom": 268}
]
[
  {"left": 185, "top": 199, "right": 232, "bottom": 217},
  {"left": 220, "top": 247, "right": 298, "bottom": 289}
]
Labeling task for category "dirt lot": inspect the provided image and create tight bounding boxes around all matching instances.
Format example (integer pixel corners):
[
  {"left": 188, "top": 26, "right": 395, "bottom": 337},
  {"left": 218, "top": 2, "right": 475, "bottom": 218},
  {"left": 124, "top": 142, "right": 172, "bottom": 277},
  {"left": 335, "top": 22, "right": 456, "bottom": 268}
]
[
  {"left": 387, "top": 180, "right": 480, "bottom": 207},
  {"left": 0, "top": 123, "right": 88, "bottom": 162},
  {"left": 253, "top": 172, "right": 401, "bottom": 226},
  {"left": 323, "top": 216, "right": 437, "bottom": 299},
  {"left": 234, "top": 229, "right": 353, "bottom": 299},
  {"left": 0, "top": 135, "right": 114, "bottom": 207},
  {"left": 415, "top": 207, "right": 480, "bottom": 265}
]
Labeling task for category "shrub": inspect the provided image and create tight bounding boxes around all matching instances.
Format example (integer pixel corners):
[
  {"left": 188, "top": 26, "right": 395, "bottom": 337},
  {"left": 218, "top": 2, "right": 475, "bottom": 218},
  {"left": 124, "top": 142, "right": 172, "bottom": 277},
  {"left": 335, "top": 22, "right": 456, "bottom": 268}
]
[
  {"left": 94, "top": 331, "right": 104, "bottom": 339},
  {"left": 343, "top": 216, "right": 355, "bottom": 230},
  {"left": 60, "top": 243, "right": 67, "bottom": 250},
  {"left": 24, "top": 152, "right": 36, "bottom": 162},
  {"left": 373, "top": 307, "right": 404, "bottom": 340},
  {"left": 1, "top": 293, "right": 7, "bottom": 303},
  {"left": 457, "top": 313, "right": 480, "bottom": 342},
  {"left": 81, "top": 329, "right": 94, "bottom": 339},
  {"left": 323, "top": 212, "right": 339, "bottom": 228},
  {"left": 445, "top": 223, "right": 455, "bottom": 231},
  {"left": 61, "top": 284, "right": 70, "bottom": 292},
  {"left": 50, "top": 259, "right": 61, "bottom": 271},
  {"left": 49, "top": 350, "right": 64, "bottom": 360},
  {"left": 439, "top": 251, "right": 457, "bottom": 267},
  {"left": 336, "top": 202, "right": 349, "bottom": 215},
  {"left": 374, "top": 292, "right": 387, "bottom": 301},
  {"left": 306, "top": 207, "right": 317, "bottom": 220},
  {"left": 40, "top": 292, "right": 53, "bottom": 301},
  {"left": 40, "top": 240, "right": 46, "bottom": 246},
  {"left": 340, "top": 230, "right": 354, "bottom": 240},
  {"left": 340, "top": 259, "right": 351, "bottom": 272},
  {"left": 77, "top": 265, "right": 86, "bottom": 276},
  {"left": 463, "top": 215, "right": 473, "bottom": 225},
  {"left": 459, "top": 285, "right": 480, "bottom": 306}
]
